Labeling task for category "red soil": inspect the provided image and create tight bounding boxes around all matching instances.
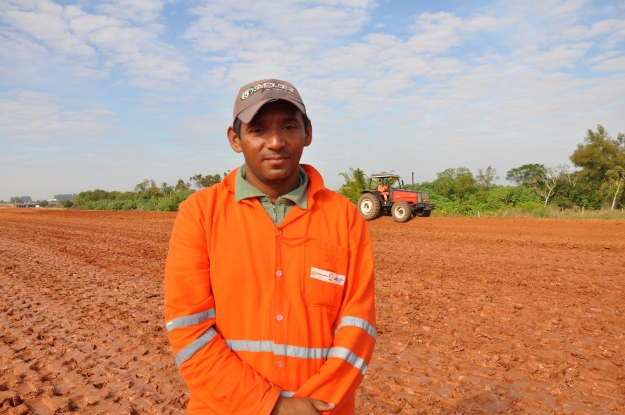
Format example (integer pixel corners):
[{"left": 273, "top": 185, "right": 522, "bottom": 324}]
[{"left": 1, "top": 209, "right": 623, "bottom": 414}]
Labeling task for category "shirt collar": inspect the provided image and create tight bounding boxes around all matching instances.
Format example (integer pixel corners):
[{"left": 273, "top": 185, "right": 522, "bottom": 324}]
[{"left": 235, "top": 164, "right": 308, "bottom": 210}]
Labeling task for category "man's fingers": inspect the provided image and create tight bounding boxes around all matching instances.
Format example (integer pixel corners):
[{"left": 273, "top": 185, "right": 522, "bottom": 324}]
[{"left": 309, "top": 399, "right": 335, "bottom": 411}]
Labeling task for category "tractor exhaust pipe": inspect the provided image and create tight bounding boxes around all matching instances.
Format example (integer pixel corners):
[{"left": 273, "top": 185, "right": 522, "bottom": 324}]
[{"left": 412, "top": 172, "right": 414, "bottom": 189}]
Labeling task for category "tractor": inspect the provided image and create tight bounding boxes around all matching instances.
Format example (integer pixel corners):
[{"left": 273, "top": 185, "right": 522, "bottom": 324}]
[{"left": 357, "top": 174, "right": 435, "bottom": 223}]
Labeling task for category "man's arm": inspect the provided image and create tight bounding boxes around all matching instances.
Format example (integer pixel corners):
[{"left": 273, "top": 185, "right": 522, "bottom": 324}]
[
  {"left": 165, "top": 196, "right": 282, "bottom": 415},
  {"left": 293, "top": 210, "right": 376, "bottom": 409}
]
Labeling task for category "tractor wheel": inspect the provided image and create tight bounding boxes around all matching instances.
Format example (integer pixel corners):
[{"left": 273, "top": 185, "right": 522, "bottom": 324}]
[
  {"left": 417, "top": 210, "right": 431, "bottom": 217},
  {"left": 358, "top": 194, "right": 381, "bottom": 221},
  {"left": 391, "top": 201, "right": 412, "bottom": 223}
]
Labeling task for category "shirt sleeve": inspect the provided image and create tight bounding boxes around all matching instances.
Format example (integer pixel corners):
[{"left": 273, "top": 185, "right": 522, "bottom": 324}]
[
  {"left": 165, "top": 196, "right": 282, "bottom": 415},
  {"left": 293, "top": 208, "right": 377, "bottom": 408}
]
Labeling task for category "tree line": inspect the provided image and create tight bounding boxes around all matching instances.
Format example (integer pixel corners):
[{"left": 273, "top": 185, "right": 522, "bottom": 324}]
[
  {"left": 66, "top": 173, "right": 227, "bottom": 211},
  {"left": 8, "top": 125, "right": 623, "bottom": 215},
  {"left": 8, "top": 196, "right": 33, "bottom": 204},
  {"left": 339, "top": 125, "right": 625, "bottom": 215}
]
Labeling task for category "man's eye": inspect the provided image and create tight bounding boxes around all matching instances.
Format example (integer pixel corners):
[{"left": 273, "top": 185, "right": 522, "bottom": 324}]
[{"left": 284, "top": 125, "right": 297, "bottom": 130}]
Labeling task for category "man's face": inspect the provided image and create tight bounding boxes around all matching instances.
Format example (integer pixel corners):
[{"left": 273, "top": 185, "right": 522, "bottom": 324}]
[{"left": 228, "top": 100, "right": 312, "bottom": 186}]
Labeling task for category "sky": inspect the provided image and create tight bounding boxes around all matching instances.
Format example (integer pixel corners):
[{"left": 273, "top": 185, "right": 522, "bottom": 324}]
[{"left": 1, "top": 0, "right": 625, "bottom": 200}]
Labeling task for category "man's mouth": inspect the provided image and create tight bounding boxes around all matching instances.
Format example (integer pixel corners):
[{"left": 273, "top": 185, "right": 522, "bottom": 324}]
[{"left": 264, "top": 155, "right": 289, "bottom": 161}]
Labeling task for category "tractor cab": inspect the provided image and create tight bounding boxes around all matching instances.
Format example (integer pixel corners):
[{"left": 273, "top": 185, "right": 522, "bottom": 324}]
[
  {"left": 358, "top": 174, "right": 435, "bottom": 223},
  {"left": 369, "top": 174, "right": 403, "bottom": 208}
]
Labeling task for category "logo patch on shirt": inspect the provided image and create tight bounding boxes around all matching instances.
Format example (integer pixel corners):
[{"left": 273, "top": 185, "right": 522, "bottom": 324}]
[{"left": 310, "top": 267, "right": 345, "bottom": 286}]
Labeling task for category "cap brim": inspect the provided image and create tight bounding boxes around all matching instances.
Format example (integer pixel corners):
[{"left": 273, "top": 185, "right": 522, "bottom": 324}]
[{"left": 236, "top": 98, "right": 306, "bottom": 124}]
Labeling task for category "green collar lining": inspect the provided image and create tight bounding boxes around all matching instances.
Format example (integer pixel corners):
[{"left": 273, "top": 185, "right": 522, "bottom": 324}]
[{"left": 235, "top": 164, "right": 308, "bottom": 210}]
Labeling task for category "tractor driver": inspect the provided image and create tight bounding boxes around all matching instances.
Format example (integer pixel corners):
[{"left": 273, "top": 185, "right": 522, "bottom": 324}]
[{"left": 378, "top": 182, "right": 389, "bottom": 201}]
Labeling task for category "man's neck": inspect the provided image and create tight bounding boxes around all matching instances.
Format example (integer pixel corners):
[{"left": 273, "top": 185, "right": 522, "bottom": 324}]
[{"left": 244, "top": 165, "right": 301, "bottom": 204}]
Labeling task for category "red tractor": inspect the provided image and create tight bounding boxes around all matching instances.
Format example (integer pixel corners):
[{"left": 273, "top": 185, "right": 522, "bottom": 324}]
[{"left": 357, "top": 174, "right": 435, "bottom": 223}]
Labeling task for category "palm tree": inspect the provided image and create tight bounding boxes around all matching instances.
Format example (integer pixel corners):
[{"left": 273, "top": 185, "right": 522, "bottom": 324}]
[{"left": 338, "top": 168, "right": 368, "bottom": 204}]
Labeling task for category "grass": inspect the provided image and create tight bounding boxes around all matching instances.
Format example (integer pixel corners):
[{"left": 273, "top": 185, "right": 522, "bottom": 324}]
[{"left": 446, "top": 205, "right": 625, "bottom": 220}]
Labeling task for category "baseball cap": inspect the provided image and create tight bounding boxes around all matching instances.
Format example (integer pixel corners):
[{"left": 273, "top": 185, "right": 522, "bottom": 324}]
[{"left": 233, "top": 79, "right": 306, "bottom": 124}]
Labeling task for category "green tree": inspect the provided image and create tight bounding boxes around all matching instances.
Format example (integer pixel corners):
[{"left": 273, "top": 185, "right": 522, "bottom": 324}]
[
  {"left": 604, "top": 166, "right": 625, "bottom": 211},
  {"left": 10, "top": 196, "right": 20, "bottom": 204},
  {"left": 160, "top": 182, "right": 173, "bottom": 195},
  {"left": 506, "top": 164, "right": 545, "bottom": 186},
  {"left": 570, "top": 125, "right": 625, "bottom": 209},
  {"left": 191, "top": 174, "right": 222, "bottom": 189},
  {"left": 134, "top": 179, "right": 160, "bottom": 199},
  {"left": 338, "top": 168, "right": 368, "bottom": 204},
  {"left": 433, "top": 167, "right": 477, "bottom": 200},
  {"left": 570, "top": 125, "right": 625, "bottom": 182},
  {"left": 175, "top": 179, "right": 190, "bottom": 192},
  {"left": 476, "top": 166, "right": 499, "bottom": 190},
  {"left": 134, "top": 179, "right": 150, "bottom": 193},
  {"left": 506, "top": 164, "right": 565, "bottom": 206}
]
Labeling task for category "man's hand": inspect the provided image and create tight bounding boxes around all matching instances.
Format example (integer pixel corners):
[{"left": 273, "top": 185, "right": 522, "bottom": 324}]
[{"left": 271, "top": 396, "right": 335, "bottom": 415}]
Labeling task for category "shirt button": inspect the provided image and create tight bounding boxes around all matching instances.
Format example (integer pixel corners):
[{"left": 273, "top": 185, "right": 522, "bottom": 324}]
[
  {"left": 276, "top": 229, "right": 282, "bottom": 236},
  {"left": 276, "top": 270, "right": 282, "bottom": 278},
  {"left": 276, "top": 314, "right": 283, "bottom": 322},
  {"left": 277, "top": 360, "right": 283, "bottom": 368}
]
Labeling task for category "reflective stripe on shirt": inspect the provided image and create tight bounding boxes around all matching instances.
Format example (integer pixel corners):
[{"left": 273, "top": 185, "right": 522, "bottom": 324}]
[
  {"left": 166, "top": 308, "right": 216, "bottom": 332},
  {"left": 328, "top": 347, "right": 368, "bottom": 375},
  {"left": 225, "top": 340, "right": 331, "bottom": 359},
  {"left": 175, "top": 327, "right": 218, "bottom": 367},
  {"left": 334, "top": 316, "right": 377, "bottom": 340}
]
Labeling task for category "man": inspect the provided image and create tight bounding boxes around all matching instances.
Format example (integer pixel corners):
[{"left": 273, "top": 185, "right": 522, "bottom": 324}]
[
  {"left": 377, "top": 182, "right": 389, "bottom": 201},
  {"left": 165, "top": 79, "right": 376, "bottom": 415}
]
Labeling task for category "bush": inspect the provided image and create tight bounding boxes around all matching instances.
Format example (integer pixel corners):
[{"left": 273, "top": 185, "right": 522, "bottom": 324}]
[{"left": 75, "top": 190, "right": 195, "bottom": 212}]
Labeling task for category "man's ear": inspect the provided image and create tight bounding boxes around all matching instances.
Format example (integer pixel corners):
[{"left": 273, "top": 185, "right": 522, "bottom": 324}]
[
  {"left": 304, "top": 120, "right": 312, "bottom": 147},
  {"left": 227, "top": 126, "right": 243, "bottom": 153}
]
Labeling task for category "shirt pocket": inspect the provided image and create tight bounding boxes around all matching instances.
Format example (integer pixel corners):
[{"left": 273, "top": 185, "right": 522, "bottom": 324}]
[{"left": 303, "top": 239, "right": 349, "bottom": 310}]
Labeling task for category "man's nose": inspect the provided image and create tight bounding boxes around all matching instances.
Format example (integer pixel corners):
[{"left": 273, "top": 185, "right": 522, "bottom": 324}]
[{"left": 266, "top": 128, "right": 285, "bottom": 150}]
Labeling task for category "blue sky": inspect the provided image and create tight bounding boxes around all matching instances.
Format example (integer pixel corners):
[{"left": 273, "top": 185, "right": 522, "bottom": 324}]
[{"left": 1, "top": 0, "right": 624, "bottom": 200}]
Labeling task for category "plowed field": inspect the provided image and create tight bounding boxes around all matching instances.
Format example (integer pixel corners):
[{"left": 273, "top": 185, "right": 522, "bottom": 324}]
[{"left": 1, "top": 209, "right": 624, "bottom": 415}]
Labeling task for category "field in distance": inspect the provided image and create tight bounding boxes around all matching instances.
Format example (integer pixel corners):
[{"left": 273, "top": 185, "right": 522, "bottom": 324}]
[{"left": 0, "top": 209, "right": 624, "bottom": 414}]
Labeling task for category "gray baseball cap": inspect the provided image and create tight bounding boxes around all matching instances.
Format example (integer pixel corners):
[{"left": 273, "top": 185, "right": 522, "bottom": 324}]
[{"left": 233, "top": 79, "right": 306, "bottom": 124}]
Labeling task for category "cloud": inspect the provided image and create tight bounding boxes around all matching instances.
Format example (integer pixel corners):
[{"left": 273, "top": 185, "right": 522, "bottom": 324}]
[
  {"left": 525, "top": 43, "right": 591, "bottom": 69},
  {"left": 592, "top": 56, "right": 625, "bottom": 72},
  {"left": 0, "top": 90, "right": 115, "bottom": 141},
  {"left": 94, "top": 0, "right": 164, "bottom": 25},
  {"left": 185, "top": 0, "right": 377, "bottom": 53},
  {"left": 0, "top": 0, "right": 189, "bottom": 87},
  {"left": 586, "top": 50, "right": 620, "bottom": 63}
]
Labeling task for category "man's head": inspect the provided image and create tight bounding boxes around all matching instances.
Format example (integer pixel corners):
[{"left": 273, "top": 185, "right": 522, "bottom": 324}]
[{"left": 227, "top": 79, "right": 312, "bottom": 193}]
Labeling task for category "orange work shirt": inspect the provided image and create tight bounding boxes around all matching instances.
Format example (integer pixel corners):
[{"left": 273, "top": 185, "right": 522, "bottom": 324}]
[{"left": 165, "top": 165, "right": 376, "bottom": 415}]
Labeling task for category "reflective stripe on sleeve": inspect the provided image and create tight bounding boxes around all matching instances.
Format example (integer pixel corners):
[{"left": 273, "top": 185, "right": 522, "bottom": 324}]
[
  {"left": 280, "top": 391, "right": 295, "bottom": 397},
  {"left": 327, "top": 347, "right": 368, "bottom": 375},
  {"left": 175, "top": 327, "right": 218, "bottom": 367},
  {"left": 334, "top": 316, "right": 377, "bottom": 340},
  {"left": 225, "top": 340, "right": 330, "bottom": 359},
  {"left": 166, "top": 308, "right": 216, "bottom": 332}
]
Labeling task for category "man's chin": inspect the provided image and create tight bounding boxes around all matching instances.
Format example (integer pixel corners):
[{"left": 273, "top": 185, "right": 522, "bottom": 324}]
[{"left": 258, "top": 166, "right": 297, "bottom": 183}]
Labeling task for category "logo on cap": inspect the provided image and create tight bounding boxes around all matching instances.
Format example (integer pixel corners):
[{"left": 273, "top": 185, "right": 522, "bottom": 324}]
[{"left": 240, "top": 82, "right": 295, "bottom": 100}]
